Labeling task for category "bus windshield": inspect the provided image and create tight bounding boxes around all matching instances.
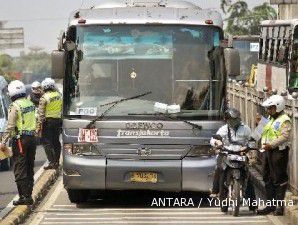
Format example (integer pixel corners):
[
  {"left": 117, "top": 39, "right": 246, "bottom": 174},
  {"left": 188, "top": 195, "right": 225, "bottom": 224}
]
[{"left": 66, "top": 25, "right": 224, "bottom": 118}]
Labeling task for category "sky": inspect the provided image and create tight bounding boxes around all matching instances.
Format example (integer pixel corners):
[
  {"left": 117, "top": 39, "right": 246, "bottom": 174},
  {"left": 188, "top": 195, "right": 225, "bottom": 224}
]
[{"left": 0, "top": 0, "right": 272, "bottom": 56}]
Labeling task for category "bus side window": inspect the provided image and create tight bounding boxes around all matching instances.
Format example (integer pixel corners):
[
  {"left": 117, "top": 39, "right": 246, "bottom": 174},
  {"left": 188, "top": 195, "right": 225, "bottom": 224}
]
[
  {"left": 259, "top": 38, "right": 263, "bottom": 60},
  {"left": 274, "top": 39, "right": 281, "bottom": 63},
  {"left": 264, "top": 38, "right": 269, "bottom": 61},
  {"left": 277, "top": 44, "right": 287, "bottom": 64},
  {"left": 269, "top": 38, "right": 275, "bottom": 62}
]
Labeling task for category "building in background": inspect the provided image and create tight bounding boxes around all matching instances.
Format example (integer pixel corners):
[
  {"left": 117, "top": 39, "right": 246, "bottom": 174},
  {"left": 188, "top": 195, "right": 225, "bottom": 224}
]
[{"left": 271, "top": 0, "right": 298, "bottom": 19}]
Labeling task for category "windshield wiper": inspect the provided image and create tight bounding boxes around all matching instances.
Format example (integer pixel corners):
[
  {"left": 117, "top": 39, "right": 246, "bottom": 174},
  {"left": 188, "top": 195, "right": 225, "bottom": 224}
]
[
  {"left": 85, "top": 91, "right": 152, "bottom": 128},
  {"left": 128, "top": 112, "right": 202, "bottom": 130}
]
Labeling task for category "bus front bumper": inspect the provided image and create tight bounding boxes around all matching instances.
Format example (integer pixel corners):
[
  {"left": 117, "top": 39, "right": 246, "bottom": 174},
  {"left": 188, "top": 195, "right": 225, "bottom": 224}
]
[{"left": 63, "top": 156, "right": 216, "bottom": 192}]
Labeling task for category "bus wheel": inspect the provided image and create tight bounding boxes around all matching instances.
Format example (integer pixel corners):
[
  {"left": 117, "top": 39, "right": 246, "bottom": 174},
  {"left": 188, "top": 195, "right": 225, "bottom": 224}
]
[{"left": 67, "top": 189, "right": 90, "bottom": 203}]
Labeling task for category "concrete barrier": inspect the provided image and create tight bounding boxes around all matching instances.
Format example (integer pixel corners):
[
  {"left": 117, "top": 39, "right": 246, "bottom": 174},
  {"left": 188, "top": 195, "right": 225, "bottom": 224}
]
[{"left": 0, "top": 168, "right": 60, "bottom": 225}]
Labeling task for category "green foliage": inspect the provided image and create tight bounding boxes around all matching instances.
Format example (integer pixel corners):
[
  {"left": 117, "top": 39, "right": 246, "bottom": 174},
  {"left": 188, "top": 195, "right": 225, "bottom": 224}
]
[
  {"left": 0, "top": 54, "right": 14, "bottom": 74},
  {"left": 222, "top": 1, "right": 277, "bottom": 35},
  {"left": 14, "top": 50, "right": 51, "bottom": 75},
  {"left": 0, "top": 49, "right": 51, "bottom": 83}
]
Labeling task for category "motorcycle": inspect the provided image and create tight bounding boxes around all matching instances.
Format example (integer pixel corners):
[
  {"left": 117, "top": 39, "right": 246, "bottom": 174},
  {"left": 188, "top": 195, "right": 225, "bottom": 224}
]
[{"left": 213, "top": 136, "right": 256, "bottom": 216}]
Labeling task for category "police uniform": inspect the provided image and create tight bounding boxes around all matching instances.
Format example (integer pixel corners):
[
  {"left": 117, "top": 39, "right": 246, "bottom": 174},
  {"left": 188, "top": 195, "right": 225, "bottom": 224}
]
[
  {"left": 261, "top": 113, "right": 291, "bottom": 214},
  {"left": 1, "top": 97, "right": 36, "bottom": 204},
  {"left": 37, "top": 90, "right": 62, "bottom": 168}
]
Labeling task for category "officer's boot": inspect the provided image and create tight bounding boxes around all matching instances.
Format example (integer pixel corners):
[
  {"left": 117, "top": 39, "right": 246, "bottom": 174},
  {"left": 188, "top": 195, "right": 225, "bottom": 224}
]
[
  {"left": 274, "top": 184, "right": 287, "bottom": 216},
  {"left": 13, "top": 180, "right": 33, "bottom": 205},
  {"left": 257, "top": 182, "right": 276, "bottom": 215},
  {"left": 13, "top": 181, "right": 25, "bottom": 206}
]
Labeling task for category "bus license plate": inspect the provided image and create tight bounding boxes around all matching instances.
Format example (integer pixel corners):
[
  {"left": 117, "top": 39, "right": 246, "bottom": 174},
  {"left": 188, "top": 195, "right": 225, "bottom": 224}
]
[
  {"left": 130, "top": 172, "right": 157, "bottom": 183},
  {"left": 78, "top": 128, "right": 98, "bottom": 143}
]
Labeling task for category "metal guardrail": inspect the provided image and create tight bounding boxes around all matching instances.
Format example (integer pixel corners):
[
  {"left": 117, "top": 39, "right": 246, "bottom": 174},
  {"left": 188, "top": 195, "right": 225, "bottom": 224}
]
[{"left": 227, "top": 80, "right": 298, "bottom": 195}]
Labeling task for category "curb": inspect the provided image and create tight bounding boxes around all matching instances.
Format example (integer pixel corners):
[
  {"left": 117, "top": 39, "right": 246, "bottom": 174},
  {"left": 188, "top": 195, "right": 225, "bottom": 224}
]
[
  {"left": 0, "top": 168, "right": 60, "bottom": 225},
  {"left": 250, "top": 166, "right": 298, "bottom": 225}
]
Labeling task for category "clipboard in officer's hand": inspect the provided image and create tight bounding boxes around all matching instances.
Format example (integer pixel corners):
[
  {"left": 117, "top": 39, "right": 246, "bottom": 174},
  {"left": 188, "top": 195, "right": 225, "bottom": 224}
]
[{"left": 0, "top": 146, "right": 12, "bottom": 160}]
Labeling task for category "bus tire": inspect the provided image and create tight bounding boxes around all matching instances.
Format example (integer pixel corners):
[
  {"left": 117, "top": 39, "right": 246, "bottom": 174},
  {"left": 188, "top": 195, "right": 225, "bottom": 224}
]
[{"left": 67, "top": 189, "right": 90, "bottom": 203}]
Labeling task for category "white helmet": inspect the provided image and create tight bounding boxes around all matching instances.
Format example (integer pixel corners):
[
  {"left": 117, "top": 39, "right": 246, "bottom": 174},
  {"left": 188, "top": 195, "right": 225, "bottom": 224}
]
[
  {"left": 262, "top": 95, "right": 286, "bottom": 113},
  {"left": 31, "top": 81, "right": 41, "bottom": 89},
  {"left": 7, "top": 80, "right": 26, "bottom": 97},
  {"left": 41, "top": 78, "right": 55, "bottom": 90}
]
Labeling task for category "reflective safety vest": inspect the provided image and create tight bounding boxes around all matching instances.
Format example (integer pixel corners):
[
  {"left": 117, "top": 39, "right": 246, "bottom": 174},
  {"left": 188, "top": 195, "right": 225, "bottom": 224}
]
[
  {"left": 44, "top": 91, "right": 62, "bottom": 118},
  {"left": 13, "top": 98, "right": 36, "bottom": 136},
  {"left": 261, "top": 114, "right": 291, "bottom": 150}
]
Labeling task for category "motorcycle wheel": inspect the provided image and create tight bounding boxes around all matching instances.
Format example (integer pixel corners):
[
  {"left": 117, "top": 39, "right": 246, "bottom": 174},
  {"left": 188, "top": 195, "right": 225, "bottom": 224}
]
[{"left": 231, "top": 179, "right": 241, "bottom": 217}]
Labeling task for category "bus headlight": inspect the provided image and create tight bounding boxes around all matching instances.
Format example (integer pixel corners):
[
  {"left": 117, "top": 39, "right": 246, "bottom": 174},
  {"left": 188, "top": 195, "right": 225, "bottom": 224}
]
[
  {"left": 186, "top": 145, "right": 213, "bottom": 157},
  {"left": 73, "top": 143, "right": 102, "bottom": 156}
]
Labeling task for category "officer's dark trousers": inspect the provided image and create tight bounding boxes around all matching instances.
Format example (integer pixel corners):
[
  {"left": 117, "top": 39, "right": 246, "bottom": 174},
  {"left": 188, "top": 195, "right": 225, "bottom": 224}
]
[
  {"left": 12, "top": 135, "right": 36, "bottom": 198},
  {"left": 42, "top": 118, "right": 62, "bottom": 165},
  {"left": 263, "top": 147, "right": 289, "bottom": 209}
]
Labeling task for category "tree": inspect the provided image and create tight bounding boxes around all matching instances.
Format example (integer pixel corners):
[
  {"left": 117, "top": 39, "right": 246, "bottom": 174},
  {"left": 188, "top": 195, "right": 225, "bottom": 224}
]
[
  {"left": 0, "top": 54, "right": 13, "bottom": 74},
  {"left": 220, "top": 0, "right": 232, "bottom": 14},
  {"left": 221, "top": 1, "right": 277, "bottom": 35},
  {"left": 225, "top": 1, "right": 250, "bottom": 35},
  {"left": 249, "top": 3, "right": 277, "bottom": 35}
]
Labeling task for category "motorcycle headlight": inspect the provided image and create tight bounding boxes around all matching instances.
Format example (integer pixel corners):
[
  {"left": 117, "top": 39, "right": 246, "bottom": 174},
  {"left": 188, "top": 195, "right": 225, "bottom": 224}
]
[
  {"left": 186, "top": 145, "right": 213, "bottom": 157},
  {"left": 73, "top": 143, "right": 102, "bottom": 156}
]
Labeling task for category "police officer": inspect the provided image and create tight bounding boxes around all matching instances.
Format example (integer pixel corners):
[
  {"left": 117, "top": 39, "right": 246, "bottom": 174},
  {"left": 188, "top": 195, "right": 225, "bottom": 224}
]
[
  {"left": 210, "top": 108, "right": 257, "bottom": 212},
  {"left": 28, "top": 81, "right": 43, "bottom": 108},
  {"left": 257, "top": 95, "right": 292, "bottom": 216},
  {"left": 37, "top": 78, "right": 62, "bottom": 170},
  {"left": 0, "top": 80, "right": 36, "bottom": 205}
]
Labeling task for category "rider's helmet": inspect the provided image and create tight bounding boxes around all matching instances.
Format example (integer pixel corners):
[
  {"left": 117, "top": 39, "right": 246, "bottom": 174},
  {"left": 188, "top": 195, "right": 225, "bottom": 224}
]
[
  {"left": 262, "top": 95, "right": 285, "bottom": 113},
  {"left": 224, "top": 108, "right": 241, "bottom": 129},
  {"left": 7, "top": 80, "right": 26, "bottom": 98},
  {"left": 224, "top": 108, "right": 241, "bottom": 120}
]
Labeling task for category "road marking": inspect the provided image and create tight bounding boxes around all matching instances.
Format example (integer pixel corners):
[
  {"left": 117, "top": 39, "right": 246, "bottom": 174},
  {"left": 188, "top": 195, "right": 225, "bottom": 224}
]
[
  {"left": 28, "top": 179, "right": 63, "bottom": 225},
  {"left": 0, "top": 160, "right": 47, "bottom": 220},
  {"left": 45, "top": 212, "right": 226, "bottom": 216},
  {"left": 48, "top": 207, "right": 225, "bottom": 211},
  {"left": 267, "top": 215, "right": 287, "bottom": 225},
  {"left": 44, "top": 216, "right": 268, "bottom": 220},
  {"left": 40, "top": 221, "right": 270, "bottom": 224}
]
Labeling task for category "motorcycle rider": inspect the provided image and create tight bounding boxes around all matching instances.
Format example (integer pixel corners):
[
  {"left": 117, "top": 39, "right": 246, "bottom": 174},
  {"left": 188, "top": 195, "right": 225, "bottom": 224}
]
[
  {"left": 257, "top": 95, "right": 292, "bottom": 216},
  {"left": 210, "top": 108, "right": 257, "bottom": 212}
]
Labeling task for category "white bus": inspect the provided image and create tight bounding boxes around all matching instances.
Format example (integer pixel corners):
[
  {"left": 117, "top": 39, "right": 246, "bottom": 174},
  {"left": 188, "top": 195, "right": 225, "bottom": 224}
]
[{"left": 52, "top": 0, "right": 239, "bottom": 203}]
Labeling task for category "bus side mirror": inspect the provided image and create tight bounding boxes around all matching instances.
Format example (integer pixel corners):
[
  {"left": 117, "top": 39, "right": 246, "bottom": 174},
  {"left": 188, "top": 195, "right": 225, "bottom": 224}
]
[
  {"left": 51, "top": 50, "right": 66, "bottom": 79},
  {"left": 224, "top": 48, "right": 240, "bottom": 77}
]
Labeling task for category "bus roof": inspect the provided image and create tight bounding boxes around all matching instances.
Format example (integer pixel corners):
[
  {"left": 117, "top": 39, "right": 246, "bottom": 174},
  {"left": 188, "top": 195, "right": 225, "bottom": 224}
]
[
  {"left": 233, "top": 35, "right": 259, "bottom": 41},
  {"left": 261, "top": 19, "right": 298, "bottom": 27},
  {"left": 68, "top": 0, "right": 223, "bottom": 28}
]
